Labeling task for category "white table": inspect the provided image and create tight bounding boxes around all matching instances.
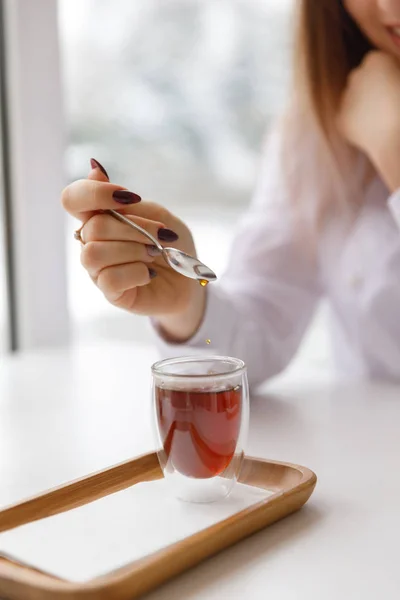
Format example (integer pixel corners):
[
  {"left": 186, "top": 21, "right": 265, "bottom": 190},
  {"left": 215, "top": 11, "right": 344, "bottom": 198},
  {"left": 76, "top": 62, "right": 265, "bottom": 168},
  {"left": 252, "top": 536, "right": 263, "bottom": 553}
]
[{"left": 0, "top": 342, "right": 399, "bottom": 599}]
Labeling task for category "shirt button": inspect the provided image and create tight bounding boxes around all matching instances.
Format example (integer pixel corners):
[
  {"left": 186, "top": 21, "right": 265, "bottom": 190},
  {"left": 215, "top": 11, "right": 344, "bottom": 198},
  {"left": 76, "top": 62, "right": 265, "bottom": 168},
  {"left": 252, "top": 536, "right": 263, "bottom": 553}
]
[{"left": 348, "top": 274, "right": 364, "bottom": 290}]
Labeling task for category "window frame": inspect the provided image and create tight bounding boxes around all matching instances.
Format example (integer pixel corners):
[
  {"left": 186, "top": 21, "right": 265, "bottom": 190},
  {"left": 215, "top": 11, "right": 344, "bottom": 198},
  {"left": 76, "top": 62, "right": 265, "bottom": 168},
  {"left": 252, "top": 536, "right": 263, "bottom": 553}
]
[
  {"left": 1, "top": 0, "right": 69, "bottom": 350},
  {"left": 0, "top": 0, "right": 13, "bottom": 350}
]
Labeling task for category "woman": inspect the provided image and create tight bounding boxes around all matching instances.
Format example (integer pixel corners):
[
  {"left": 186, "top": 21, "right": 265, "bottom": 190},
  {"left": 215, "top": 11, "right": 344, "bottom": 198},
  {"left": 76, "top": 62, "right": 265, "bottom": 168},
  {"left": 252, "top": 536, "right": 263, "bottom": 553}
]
[{"left": 62, "top": 0, "right": 400, "bottom": 385}]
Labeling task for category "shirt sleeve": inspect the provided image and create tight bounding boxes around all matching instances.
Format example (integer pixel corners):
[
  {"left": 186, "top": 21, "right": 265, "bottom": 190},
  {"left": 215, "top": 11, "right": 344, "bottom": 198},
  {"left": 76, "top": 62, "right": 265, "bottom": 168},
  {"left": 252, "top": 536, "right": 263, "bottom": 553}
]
[
  {"left": 153, "top": 129, "right": 322, "bottom": 387},
  {"left": 388, "top": 188, "right": 400, "bottom": 228}
]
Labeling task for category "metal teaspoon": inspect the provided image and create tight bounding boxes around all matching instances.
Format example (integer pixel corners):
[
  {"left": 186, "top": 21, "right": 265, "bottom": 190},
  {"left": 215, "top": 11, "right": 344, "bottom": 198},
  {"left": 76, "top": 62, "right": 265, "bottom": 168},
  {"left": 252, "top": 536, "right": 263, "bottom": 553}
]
[{"left": 106, "top": 209, "right": 217, "bottom": 283}]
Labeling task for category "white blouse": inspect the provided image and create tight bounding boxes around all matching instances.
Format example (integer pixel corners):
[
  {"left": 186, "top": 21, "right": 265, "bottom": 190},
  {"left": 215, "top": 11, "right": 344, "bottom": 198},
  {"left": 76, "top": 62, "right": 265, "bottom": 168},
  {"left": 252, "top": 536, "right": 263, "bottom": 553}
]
[{"left": 156, "top": 133, "right": 400, "bottom": 386}]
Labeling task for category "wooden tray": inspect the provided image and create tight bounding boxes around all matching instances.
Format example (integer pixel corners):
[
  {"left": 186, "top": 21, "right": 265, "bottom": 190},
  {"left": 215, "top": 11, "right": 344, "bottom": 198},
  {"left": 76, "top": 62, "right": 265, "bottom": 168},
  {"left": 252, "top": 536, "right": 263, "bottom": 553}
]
[{"left": 0, "top": 452, "right": 316, "bottom": 600}]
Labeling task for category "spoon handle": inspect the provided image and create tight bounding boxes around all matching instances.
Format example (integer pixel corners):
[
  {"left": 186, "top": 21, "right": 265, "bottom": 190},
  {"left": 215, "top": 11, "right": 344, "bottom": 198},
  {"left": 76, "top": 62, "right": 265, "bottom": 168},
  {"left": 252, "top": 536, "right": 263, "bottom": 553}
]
[{"left": 106, "top": 210, "right": 163, "bottom": 251}]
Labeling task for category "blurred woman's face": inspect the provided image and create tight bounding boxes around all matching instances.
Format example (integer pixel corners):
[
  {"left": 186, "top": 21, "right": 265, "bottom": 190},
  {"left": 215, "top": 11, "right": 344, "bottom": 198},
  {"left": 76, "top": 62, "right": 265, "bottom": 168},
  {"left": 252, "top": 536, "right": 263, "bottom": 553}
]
[{"left": 345, "top": 0, "right": 400, "bottom": 57}]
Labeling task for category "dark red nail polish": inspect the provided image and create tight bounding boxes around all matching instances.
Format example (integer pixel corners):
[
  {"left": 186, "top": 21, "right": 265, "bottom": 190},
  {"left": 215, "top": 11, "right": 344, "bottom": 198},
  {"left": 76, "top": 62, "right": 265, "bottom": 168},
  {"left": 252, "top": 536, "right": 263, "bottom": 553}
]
[
  {"left": 90, "top": 158, "right": 109, "bottom": 179},
  {"left": 148, "top": 268, "right": 157, "bottom": 279},
  {"left": 112, "top": 190, "right": 142, "bottom": 204},
  {"left": 158, "top": 228, "right": 179, "bottom": 242}
]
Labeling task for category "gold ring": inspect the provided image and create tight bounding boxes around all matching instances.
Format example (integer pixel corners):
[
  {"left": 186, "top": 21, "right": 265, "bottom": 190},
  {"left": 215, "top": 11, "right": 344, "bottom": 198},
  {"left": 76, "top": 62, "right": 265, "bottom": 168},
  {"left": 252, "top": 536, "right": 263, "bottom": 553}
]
[{"left": 74, "top": 226, "right": 85, "bottom": 244}]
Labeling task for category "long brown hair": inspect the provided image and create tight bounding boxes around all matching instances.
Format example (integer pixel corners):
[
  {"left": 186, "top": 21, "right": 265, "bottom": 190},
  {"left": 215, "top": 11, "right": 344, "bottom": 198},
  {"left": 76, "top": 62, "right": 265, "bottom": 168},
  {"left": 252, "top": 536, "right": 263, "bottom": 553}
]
[
  {"left": 295, "top": 0, "right": 371, "bottom": 141},
  {"left": 281, "top": 0, "right": 373, "bottom": 227}
]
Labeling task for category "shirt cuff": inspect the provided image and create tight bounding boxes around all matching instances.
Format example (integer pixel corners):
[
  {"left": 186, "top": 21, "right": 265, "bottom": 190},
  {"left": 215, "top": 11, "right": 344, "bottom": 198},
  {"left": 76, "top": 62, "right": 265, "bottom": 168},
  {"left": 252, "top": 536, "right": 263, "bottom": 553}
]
[{"left": 388, "top": 188, "right": 400, "bottom": 228}]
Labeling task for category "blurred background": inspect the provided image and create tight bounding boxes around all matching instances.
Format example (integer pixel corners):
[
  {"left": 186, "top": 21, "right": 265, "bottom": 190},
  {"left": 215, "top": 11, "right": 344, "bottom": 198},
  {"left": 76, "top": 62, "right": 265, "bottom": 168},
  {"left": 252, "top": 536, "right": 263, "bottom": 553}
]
[{"left": 0, "top": 0, "right": 329, "bottom": 371}]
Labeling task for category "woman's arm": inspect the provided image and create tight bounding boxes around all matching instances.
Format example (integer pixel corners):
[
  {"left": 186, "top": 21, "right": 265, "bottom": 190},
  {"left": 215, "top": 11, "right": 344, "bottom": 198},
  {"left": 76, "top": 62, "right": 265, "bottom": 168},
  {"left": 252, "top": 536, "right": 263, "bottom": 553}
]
[{"left": 155, "top": 132, "right": 322, "bottom": 387}]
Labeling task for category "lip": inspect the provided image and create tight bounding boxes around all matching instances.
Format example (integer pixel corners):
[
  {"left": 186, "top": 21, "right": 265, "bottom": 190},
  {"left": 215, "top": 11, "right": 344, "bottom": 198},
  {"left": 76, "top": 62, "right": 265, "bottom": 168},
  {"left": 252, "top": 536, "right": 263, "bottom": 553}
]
[{"left": 386, "top": 25, "right": 400, "bottom": 49}]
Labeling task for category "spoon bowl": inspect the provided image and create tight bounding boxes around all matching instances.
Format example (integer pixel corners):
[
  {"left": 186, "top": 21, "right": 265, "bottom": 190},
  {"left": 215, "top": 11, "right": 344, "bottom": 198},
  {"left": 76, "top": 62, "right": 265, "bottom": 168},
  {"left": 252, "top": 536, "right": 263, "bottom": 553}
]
[{"left": 162, "top": 247, "right": 217, "bottom": 281}]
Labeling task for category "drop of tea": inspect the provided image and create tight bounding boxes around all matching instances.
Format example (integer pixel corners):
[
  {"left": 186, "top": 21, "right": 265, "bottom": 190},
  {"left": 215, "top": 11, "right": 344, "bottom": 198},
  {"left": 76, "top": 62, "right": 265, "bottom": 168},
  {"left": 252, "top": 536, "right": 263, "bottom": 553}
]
[
  {"left": 199, "top": 279, "right": 208, "bottom": 287},
  {"left": 206, "top": 339, "right": 211, "bottom": 345}
]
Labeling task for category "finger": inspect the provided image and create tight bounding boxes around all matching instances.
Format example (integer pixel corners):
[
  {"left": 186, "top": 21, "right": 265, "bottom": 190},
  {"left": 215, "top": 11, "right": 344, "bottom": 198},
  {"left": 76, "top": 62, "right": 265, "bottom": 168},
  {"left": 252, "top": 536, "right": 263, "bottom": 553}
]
[
  {"left": 85, "top": 160, "right": 170, "bottom": 228},
  {"left": 85, "top": 160, "right": 171, "bottom": 232},
  {"left": 81, "top": 212, "right": 178, "bottom": 245},
  {"left": 97, "top": 262, "right": 155, "bottom": 302},
  {"left": 109, "top": 200, "right": 172, "bottom": 226},
  {"left": 61, "top": 179, "right": 141, "bottom": 222},
  {"left": 86, "top": 163, "right": 175, "bottom": 240},
  {"left": 80, "top": 241, "right": 161, "bottom": 278},
  {"left": 88, "top": 158, "right": 109, "bottom": 182}
]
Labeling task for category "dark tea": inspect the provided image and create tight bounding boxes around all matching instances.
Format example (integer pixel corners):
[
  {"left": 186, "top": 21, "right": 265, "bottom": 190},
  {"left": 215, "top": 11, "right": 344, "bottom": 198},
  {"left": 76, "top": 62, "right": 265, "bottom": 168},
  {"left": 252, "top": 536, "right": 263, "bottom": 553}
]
[{"left": 156, "top": 385, "right": 242, "bottom": 479}]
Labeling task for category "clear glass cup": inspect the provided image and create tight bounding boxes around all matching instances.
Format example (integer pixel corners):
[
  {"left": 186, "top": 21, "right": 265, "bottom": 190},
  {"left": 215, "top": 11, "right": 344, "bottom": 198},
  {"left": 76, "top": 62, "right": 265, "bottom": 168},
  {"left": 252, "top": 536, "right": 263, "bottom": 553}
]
[{"left": 152, "top": 356, "right": 249, "bottom": 503}]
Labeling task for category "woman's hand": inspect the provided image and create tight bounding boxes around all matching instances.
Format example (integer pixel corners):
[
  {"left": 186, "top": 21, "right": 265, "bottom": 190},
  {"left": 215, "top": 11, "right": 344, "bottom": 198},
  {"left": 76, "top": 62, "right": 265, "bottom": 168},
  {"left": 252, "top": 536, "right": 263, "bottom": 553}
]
[
  {"left": 338, "top": 51, "right": 400, "bottom": 191},
  {"left": 61, "top": 161, "right": 206, "bottom": 341}
]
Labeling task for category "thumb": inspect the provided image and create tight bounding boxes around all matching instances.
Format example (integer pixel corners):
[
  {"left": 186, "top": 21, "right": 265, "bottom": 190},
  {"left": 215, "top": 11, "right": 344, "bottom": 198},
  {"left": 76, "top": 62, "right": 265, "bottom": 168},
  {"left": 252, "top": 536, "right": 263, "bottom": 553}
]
[{"left": 88, "top": 158, "right": 110, "bottom": 182}]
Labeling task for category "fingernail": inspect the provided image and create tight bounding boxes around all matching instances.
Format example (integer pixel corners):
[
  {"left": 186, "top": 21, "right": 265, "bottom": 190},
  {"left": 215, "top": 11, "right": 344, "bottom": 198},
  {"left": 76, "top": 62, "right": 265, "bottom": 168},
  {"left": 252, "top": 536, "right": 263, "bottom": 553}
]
[
  {"left": 90, "top": 158, "right": 109, "bottom": 179},
  {"left": 148, "top": 268, "right": 157, "bottom": 279},
  {"left": 158, "top": 228, "right": 179, "bottom": 242},
  {"left": 147, "top": 245, "right": 162, "bottom": 257},
  {"left": 112, "top": 190, "right": 142, "bottom": 204}
]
